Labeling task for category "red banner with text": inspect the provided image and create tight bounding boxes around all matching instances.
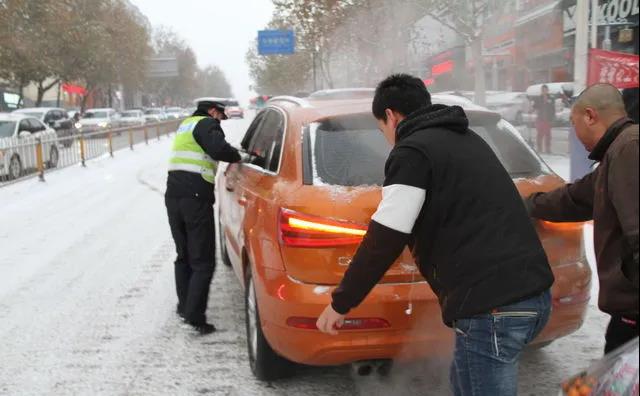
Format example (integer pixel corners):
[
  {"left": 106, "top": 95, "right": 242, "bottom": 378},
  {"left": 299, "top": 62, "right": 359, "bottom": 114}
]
[{"left": 588, "top": 48, "right": 639, "bottom": 89}]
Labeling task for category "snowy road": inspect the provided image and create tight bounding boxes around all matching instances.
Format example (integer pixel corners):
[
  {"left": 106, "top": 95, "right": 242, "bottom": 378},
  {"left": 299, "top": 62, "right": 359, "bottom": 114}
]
[{"left": 1, "top": 118, "right": 608, "bottom": 395}]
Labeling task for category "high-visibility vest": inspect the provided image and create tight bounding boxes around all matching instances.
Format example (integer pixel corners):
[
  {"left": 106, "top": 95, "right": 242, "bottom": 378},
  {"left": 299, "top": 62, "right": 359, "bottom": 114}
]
[{"left": 168, "top": 116, "right": 217, "bottom": 184}]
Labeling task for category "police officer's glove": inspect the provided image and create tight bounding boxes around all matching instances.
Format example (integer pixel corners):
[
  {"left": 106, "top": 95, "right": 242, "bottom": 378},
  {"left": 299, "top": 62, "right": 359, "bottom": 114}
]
[{"left": 238, "top": 151, "right": 254, "bottom": 164}]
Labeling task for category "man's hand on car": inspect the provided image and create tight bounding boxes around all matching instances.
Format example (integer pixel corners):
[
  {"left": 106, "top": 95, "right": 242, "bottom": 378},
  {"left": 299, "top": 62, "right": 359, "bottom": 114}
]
[
  {"left": 316, "top": 304, "right": 345, "bottom": 335},
  {"left": 238, "top": 151, "right": 254, "bottom": 163}
]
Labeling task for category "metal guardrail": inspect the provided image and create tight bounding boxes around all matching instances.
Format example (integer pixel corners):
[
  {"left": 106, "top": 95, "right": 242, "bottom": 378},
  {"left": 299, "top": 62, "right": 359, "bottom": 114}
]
[{"left": 0, "top": 119, "right": 182, "bottom": 187}]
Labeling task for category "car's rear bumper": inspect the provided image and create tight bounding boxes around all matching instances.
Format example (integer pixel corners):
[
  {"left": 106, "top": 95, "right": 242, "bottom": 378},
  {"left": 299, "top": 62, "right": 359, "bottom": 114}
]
[
  {"left": 255, "top": 262, "right": 590, "bottom": 366},
  {"left": 256, "top": 266, "right": 450, "bottom": 366}
]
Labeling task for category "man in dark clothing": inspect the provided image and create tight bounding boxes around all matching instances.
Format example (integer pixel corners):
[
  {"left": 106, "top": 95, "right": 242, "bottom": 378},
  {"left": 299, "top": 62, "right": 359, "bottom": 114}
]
[
  {"left": 165, "top": 100, "right": 249, "bottom": 335},
  {"left": 527, "top": 83, "right": 639, "bottom": 354},
  {"left": 622, "top": 87, "right": 639, "bottom": 124},
  {"left": 534, "top": 84, "right": 556, "bottom": 153},
  {"left": 316, "top": 74, "right": 554, "bottom": 396}
]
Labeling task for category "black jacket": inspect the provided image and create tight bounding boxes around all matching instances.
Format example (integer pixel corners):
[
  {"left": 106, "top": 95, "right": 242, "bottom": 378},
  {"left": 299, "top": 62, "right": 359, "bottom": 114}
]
[
  {"left": 165, "top": 110, "right": 241, "bottom": 202},
  {"left": 331, "top": 104, "right": 554, "bottom": 326}
]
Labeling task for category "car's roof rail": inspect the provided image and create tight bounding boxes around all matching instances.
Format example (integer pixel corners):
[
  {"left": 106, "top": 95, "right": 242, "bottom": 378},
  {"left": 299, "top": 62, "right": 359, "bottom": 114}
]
[{"left": 267, "top": 96, "right": 309, "bottom": 107}]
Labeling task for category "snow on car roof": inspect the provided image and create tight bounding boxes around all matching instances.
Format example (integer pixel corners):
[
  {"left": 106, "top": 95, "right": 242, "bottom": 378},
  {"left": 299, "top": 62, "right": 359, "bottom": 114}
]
[
  {"left": 13, "top": 107, "right": 63, "bottom": 112},
  {"left": 486, "top": 92, "right": 526, "bottom": 103},
  {"left": 526, "top": 82, "right": 573, "bottom": 96},
  {"left": 0, "top": 113, "right": 36, "bottom": 121}
]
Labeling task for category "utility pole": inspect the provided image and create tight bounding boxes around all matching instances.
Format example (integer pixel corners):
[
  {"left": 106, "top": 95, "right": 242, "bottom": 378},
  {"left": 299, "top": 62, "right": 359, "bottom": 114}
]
[
  {"left": 312, "top": 50, "right": 317, "bottom": 92},
  {"left": 570, "top": 0, "right": 594, "bottom": 182},
  {"left": 574, "top": 0, "right": 590, "bottom": 95},
  {"left": 591, "top": 0, "right": 598, "bottom": 49}
]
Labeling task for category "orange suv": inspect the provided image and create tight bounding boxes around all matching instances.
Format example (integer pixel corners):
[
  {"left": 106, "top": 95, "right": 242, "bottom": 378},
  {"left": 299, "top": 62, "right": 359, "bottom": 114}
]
[{"left": 216, "top": 94, "right": 591, "bottom": 380}]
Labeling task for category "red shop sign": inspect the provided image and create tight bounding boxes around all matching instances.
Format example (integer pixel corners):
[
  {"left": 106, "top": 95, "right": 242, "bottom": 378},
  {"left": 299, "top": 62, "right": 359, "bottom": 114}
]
[
  {"left": 432, "top": 60, "right": 455, "bottom": 76},
  {"left": 62, "top": 83, "right": 87, "bottom": 96},
  {"left": 588, "top": 48, "right": 639, "bottom": 89}
]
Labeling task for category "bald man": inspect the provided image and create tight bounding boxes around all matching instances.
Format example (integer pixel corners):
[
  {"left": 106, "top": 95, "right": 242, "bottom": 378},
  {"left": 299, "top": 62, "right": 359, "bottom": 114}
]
[{"left": 526, "top": 83, "right": 639, "bottom": 354}]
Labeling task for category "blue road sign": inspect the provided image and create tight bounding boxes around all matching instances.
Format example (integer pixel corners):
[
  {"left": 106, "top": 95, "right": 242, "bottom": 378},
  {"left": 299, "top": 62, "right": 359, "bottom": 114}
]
[{"left": 258, "top": 30, "right": 295, "bottom": 55}]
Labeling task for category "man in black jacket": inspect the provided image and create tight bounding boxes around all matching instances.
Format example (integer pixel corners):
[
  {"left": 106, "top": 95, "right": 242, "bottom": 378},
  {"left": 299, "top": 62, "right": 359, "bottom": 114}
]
[
  {"left": 165, "top": 100, "right": 248, "bottom": 335},
  {"left": 316, "top": 75, "right": 554, "bottom": 395}
]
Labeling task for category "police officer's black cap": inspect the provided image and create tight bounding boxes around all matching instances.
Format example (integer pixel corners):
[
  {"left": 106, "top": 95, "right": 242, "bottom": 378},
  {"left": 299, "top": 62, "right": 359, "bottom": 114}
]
[{"left": 197, "top": 100, "right": 228, "bottom": 120}]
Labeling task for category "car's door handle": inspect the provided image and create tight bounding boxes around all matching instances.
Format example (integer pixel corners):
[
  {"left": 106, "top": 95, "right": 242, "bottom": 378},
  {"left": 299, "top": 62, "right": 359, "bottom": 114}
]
[{"left": 238, "top": 196, "right": 248, "bottom": 206}]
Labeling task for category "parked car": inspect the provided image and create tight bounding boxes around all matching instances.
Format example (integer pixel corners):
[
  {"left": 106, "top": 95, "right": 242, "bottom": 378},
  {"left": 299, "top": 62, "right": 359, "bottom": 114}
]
[
  {"left": 143, "top": 108, "right": 166, "bottom": 123},
  {"left": 308, "top": 88, "right": 375, "bottom": 100},
  {"left": 485, "top": 92, "right": 529, "bottom": 125},
  {"left": 67, "top": 108, "right": 80, "bottom": 121},
  {"left": 0, "top": 113, "right": 60, "bottom": 179},
  {"left": 13, "top": 107, "right": 76, "bottom": 147},
  {"left": 77, "top": 108, "right": 121, "bottom": 134},
  {"left": 224, "top": 100, "right": 244, "bottom": 119},
  {"left": 119, "top": 110, "right": 146, "bottom": 127},
  {"left": 164, "top": 107, "right": 183, "bottom": 120},
  {"left": 216, "top": 94, "right": 591, "bottom": 380}
]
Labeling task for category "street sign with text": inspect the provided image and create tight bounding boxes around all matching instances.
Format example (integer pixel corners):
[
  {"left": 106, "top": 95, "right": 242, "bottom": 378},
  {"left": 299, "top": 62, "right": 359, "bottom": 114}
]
[{"left": 258, "top": 30, "right": 295, "bottom": 55}]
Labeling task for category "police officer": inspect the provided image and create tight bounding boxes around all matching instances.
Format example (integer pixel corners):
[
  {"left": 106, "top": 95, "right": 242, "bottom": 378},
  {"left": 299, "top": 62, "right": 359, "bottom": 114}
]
[{"left": 165, "top": 99, "right": 249, "bottom": 335}]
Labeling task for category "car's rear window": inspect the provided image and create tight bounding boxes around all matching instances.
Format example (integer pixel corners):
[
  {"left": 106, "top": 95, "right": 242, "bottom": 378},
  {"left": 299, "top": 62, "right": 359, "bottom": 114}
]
[{"left": 309, "top": 113, "right": 549, "bottom": 186}]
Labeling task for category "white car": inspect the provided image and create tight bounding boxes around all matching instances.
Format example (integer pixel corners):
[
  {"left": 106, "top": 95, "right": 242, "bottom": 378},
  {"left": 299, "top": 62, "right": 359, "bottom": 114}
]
[
  {"left": 164, "top": 107, "right": 183, "bottom": 120},
  {"left": 77, "top": 108, "right": 121, "bottom": 134},
  {"left": 486, "top": 92, "right": 530, "bottom": 125},
  {"left": 143, "top": 108, "right": 166, "bottom": 123},
  {"left": 224, "top": 100, "right": 244, "bottom": 119},
  {"left": 0, "top": 113, "right": 60, "bottom": 180},
  {"left": 119, "top": 110, "right": 146, "bottom": 127}
]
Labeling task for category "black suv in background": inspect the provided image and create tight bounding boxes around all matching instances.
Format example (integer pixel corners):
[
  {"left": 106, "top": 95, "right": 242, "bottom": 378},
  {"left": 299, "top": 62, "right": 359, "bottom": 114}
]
[{"left": 12, "top": 107, "right": 76, "bottom": 147}]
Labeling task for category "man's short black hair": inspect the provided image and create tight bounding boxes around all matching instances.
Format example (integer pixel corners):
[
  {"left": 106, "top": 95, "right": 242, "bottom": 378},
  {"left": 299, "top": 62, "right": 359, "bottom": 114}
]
[{"left": 372, "top": 74, "right": 431, "bottom": 121}]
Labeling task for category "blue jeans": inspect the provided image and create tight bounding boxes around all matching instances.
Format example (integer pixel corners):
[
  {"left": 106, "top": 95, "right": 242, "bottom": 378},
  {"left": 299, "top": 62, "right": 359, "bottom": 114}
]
[{"left": 450, "top": 290, "right": 552, "bottom": 396}]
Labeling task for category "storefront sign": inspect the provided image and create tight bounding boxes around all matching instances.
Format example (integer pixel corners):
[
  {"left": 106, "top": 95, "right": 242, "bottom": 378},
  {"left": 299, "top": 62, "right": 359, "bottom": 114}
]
[
  {"left": 564, "top": 0, "right": 639, "bottom": 34},
  {"left": 432, "top": 60, "right": 455, "bottom": 76},
  {"left": 588, "top": 48, "right": 639, "bottom": 88}
]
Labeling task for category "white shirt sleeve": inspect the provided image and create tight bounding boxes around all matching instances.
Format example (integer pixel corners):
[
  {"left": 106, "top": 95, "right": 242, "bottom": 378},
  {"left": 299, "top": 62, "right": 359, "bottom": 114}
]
[{"left": 371, "top": 184, "right": 427, "bottom": 234}]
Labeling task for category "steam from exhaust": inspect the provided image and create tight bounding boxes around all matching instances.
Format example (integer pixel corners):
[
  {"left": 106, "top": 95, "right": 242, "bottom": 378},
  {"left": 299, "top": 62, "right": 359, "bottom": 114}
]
[{"left": 351, "top": 305, "right": 454, "bottom": 396}]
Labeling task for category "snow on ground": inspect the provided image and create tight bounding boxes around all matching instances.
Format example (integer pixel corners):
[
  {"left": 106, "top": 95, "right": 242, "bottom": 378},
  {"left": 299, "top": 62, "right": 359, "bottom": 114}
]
[{"left": 0, "top": 119, "right": 607, "bottom": 395}]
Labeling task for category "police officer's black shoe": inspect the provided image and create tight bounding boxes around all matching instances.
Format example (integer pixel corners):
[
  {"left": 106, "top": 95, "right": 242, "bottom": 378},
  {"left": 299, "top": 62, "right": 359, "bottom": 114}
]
[
  {"left": 176, "top": 307, "right": 186, "bottom": 321},
  {"left": 186, "top": 321, "right": 216, "bottom": 335}
]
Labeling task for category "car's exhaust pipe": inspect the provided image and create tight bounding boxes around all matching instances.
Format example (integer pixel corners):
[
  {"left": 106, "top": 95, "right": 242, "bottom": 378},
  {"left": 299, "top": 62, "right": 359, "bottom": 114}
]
[{"left": 351, "top": 359, "right": 392, "bottom": 377}]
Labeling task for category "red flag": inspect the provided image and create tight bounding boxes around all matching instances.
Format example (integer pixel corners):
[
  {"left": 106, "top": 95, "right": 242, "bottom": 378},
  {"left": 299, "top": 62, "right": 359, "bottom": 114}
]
[{"left": 588, "top": 48, "right": 639, "bottom": 89}]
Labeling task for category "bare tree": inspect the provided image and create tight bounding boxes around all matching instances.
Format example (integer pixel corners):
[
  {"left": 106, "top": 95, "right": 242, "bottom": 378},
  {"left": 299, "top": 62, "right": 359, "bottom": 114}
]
[{"left": 412, "top": 0, "right": 489, "bottom": 105}]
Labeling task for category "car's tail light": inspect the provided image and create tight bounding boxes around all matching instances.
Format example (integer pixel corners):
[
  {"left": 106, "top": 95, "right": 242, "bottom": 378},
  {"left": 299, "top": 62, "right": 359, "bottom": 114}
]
[
  {"left": 286, "top": 317, "right": 390, "bottom": 330},
  {"left": 540, "top": 221, "right": 586, "bottom": 231},
  {"left": 279, "top": 208, "right": 367, "bottom": 248}
]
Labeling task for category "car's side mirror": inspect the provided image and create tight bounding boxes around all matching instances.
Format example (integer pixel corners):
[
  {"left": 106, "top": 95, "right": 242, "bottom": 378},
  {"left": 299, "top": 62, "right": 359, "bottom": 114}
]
[{"left": 18, "top": 131, "right": 30, "bottom": 138}]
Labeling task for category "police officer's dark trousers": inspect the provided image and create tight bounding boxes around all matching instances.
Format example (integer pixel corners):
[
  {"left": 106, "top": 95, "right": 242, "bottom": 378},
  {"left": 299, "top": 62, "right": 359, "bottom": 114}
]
[{"left": 165, "top": 196, "right": 216, "bottom": 325}]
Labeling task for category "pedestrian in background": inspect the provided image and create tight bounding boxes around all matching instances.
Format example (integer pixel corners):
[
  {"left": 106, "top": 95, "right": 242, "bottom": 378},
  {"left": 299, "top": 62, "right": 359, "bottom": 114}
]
[
  {"left": 317, "top": 74, "right": 554, "bottom": 396},
  {"left": 534, "top": 84, "right": 555, "bottom": 153},
  {"left": 527, "top": 83, "right": 639, "bottom": 354}
]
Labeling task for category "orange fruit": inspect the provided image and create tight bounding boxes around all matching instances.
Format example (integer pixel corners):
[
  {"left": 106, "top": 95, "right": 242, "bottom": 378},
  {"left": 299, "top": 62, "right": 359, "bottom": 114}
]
[{"left": 579, "top": 384, "right": 592, "bottom": 395}]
